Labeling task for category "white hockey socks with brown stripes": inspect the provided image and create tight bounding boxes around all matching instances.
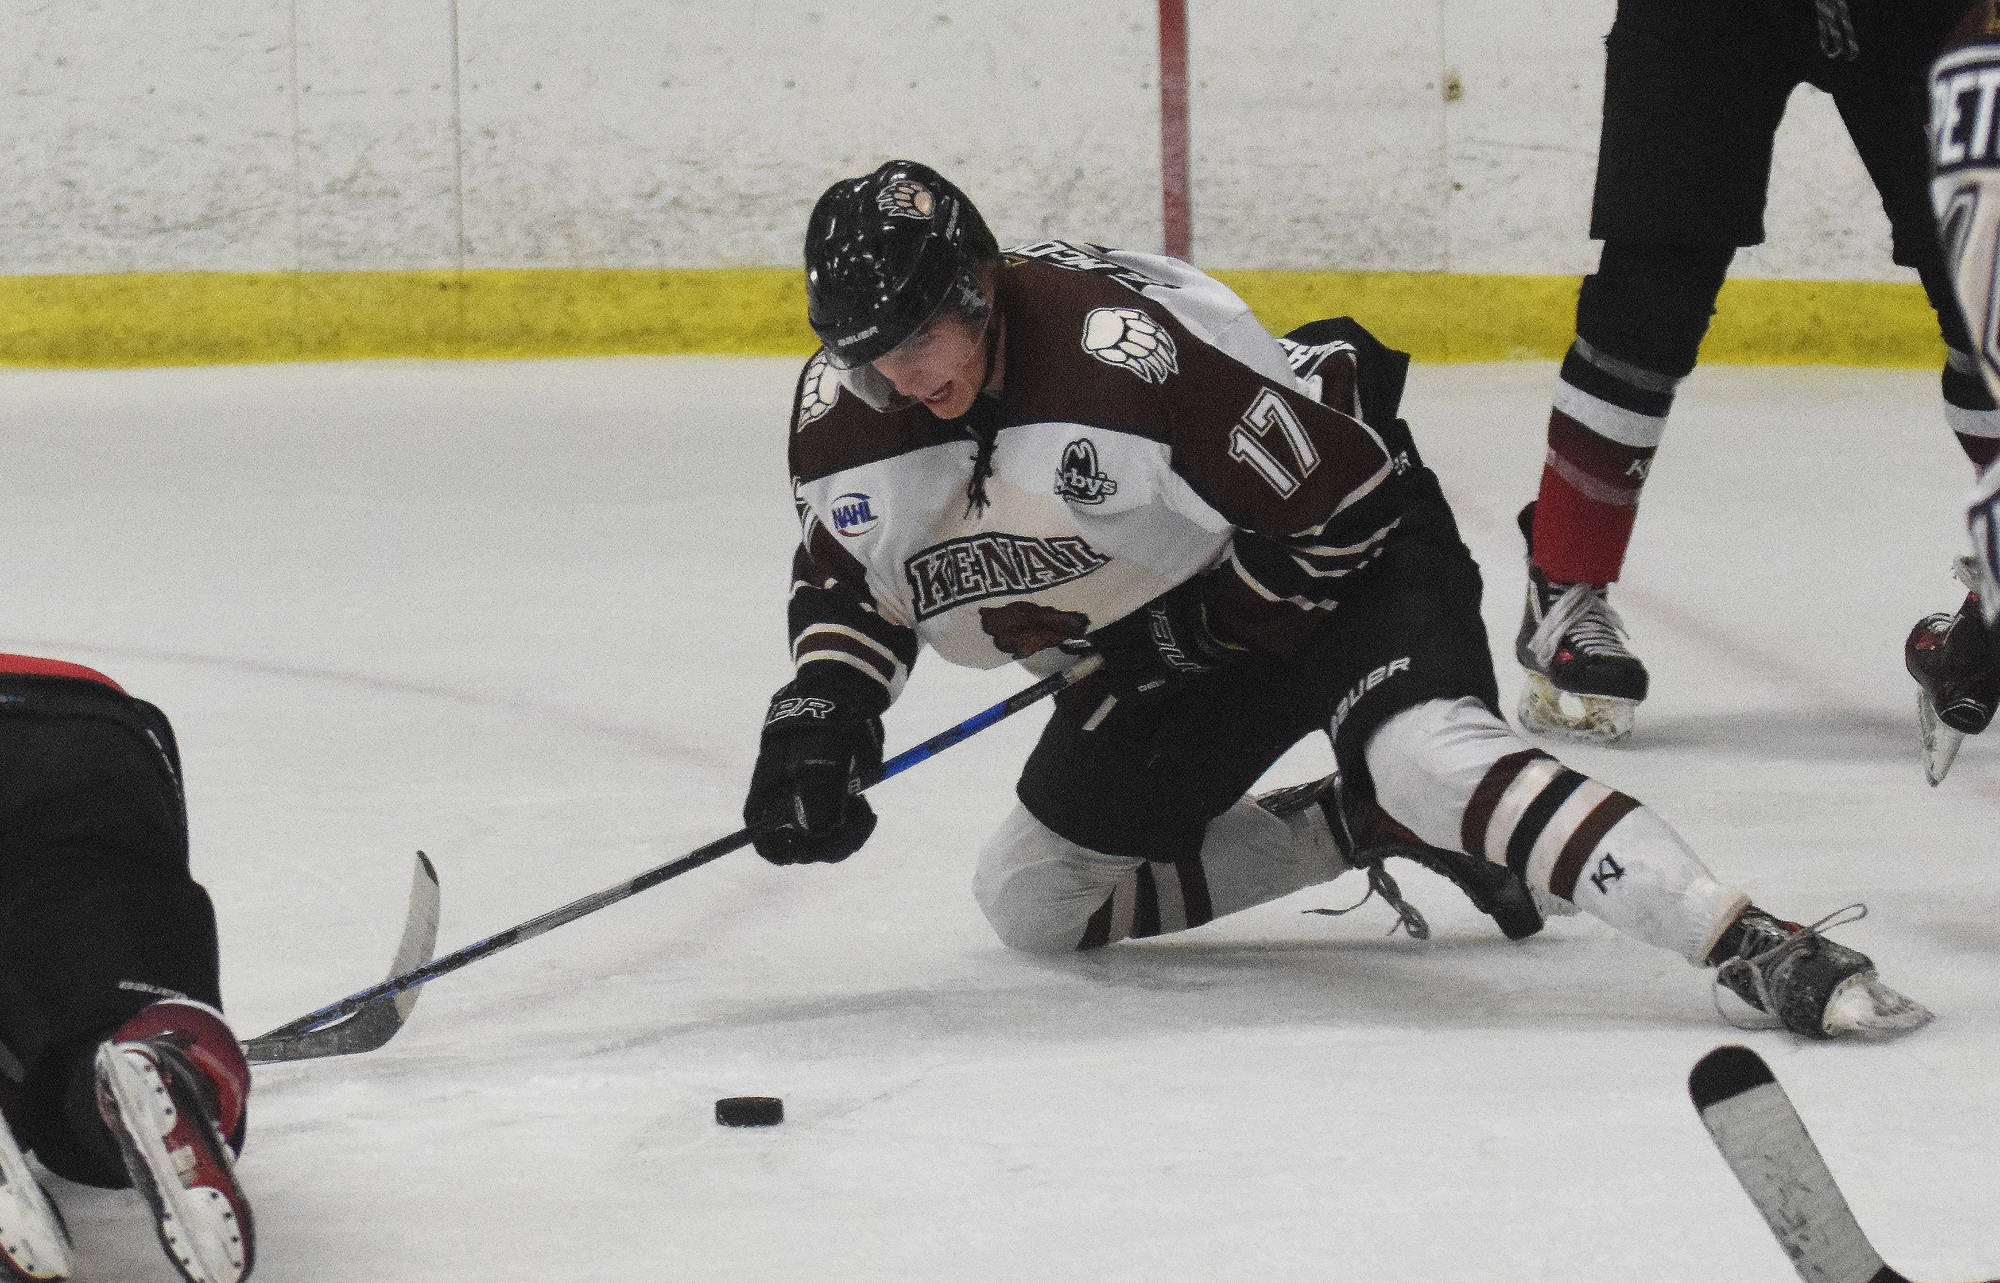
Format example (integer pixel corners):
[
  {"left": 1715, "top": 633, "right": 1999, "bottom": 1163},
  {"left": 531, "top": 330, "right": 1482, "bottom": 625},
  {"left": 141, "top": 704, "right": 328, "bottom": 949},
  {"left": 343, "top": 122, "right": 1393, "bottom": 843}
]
[{"left": 1365, "top": 697, "right": 1747, "bottom": 963}]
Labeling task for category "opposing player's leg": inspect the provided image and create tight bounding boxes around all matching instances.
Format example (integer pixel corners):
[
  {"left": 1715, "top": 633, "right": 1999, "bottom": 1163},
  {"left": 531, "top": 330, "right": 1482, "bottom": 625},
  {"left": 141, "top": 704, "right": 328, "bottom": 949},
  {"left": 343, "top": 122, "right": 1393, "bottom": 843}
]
[
  {"left": 93, "top": 1000, "right": 253, "bottom": 1283},
  {"left": 1905, "top": 558, "right": 2000, "bottom": 783},
  {"left": 1522, "top": 266, "right": 1742, "bottom": 744},
  {"left": 0, "top": 680, "right": 254, "bottom": 1281},
  {"left": 1522, "top": 0, "right": 1794, "bottom": 742},
  {"left": 1910, "top": 37, "right": 2000, "bottom": 780},
  {"left": 1974, "top": 459, "right": 2000, "bottom": 624}
]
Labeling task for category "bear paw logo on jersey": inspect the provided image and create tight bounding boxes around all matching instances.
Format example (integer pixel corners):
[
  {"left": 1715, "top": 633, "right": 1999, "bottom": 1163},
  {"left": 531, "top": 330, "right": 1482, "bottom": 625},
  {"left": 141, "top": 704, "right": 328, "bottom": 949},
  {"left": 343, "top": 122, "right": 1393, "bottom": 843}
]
[
  {"left": 1055, "top": 438, "right": 1119, "bottom": 504},
  {"left": 978, "top": 600, "right": 1091, "bottom": 659},
  {"left": 1081, "top": 306, "right": 1178, "bottom": 384},
  {"left": 877, "top": 180, "right": 934, "bottom": 220},
  {"left": 798, "top": 351, "right": 841, "bottom": 429},
  {"left": 830, "top": 492, "right": 879, "bottom": 537}
]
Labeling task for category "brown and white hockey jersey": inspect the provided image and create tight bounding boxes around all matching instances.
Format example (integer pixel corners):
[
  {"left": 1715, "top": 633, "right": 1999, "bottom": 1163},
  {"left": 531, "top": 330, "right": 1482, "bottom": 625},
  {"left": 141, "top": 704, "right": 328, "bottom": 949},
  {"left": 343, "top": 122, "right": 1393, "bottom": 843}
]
[{"left": 784, "top": 241, "right": 1407, "bottom": 712}]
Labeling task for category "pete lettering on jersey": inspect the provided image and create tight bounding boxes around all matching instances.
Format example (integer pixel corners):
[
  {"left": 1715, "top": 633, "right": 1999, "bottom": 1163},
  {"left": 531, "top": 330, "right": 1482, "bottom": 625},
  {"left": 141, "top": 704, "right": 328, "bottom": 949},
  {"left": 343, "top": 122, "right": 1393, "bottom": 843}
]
[{"left": 1933, "top": 55, "right": 2000, "bottom": 174}]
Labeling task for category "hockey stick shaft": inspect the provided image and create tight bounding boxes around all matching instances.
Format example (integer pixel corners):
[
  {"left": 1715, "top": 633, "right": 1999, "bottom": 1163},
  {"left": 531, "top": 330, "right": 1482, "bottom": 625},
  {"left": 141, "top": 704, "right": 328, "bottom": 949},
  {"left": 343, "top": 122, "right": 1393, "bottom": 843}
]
[{"left": 249, "top": 657, "right": 1099, "bottom": 1044}]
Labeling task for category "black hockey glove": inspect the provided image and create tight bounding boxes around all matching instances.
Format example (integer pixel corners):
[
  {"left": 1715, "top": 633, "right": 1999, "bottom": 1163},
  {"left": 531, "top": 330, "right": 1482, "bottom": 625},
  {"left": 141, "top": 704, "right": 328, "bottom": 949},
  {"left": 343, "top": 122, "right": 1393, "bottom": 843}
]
[
  {"left": 1077, "top": 577, "right": 1250, "bottom": 700},
  {"left": 743, "top": 670, "right": 886, "bottom": 865}
]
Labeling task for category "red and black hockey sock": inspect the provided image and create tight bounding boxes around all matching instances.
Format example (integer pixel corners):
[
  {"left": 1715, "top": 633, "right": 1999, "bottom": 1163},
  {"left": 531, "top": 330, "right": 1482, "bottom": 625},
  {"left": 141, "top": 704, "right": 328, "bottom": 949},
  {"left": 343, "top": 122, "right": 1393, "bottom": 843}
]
[
  {"left": 1533, "top": 241, "right": 1729, "bottom": 586},
  {"left": 1532, "top": 338, "right": 1677, "bottom": 586}
]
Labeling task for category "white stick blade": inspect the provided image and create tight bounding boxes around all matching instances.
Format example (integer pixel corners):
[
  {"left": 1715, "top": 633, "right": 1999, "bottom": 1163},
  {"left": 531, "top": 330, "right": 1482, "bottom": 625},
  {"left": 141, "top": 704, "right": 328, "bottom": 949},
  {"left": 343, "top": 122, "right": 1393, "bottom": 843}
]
[{"left": 1689, "top": 1045, "right": 1888, "bottom": 1283}]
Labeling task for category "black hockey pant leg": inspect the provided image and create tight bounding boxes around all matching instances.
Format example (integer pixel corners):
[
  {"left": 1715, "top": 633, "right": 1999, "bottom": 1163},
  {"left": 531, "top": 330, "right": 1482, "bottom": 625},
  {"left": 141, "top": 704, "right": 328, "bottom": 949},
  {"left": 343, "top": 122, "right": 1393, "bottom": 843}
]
[
  {"left": 4, "top": 861, "right": 222, "bottom": 1187},
  {"left": 1575, "top": 241, "right": 1736, "bottom": 380},
  {"left": 0, "top": 719, "right": 220, "bottom": 1187}
]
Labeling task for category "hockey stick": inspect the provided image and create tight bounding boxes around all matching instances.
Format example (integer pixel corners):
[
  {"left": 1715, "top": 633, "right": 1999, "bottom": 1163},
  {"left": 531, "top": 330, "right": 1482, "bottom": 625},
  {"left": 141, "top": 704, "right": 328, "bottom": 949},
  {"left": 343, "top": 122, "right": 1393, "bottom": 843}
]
[
  {"left": 242, "top": 852, "right": 441, "bottom": 1064},
  {"left": 242, "top": 656, "right": 1100, "bottom": 1057},
  {"left": 1689, "top": 1044, "right": 1996, "bottom": 1283}
]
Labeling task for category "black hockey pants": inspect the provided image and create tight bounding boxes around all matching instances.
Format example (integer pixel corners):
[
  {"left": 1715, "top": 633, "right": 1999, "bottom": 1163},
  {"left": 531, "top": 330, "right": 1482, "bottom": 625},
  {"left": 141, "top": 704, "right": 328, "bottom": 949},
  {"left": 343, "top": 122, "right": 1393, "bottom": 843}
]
[{"left": 0, "top": 675, "right": 221, "bottom": 1187}]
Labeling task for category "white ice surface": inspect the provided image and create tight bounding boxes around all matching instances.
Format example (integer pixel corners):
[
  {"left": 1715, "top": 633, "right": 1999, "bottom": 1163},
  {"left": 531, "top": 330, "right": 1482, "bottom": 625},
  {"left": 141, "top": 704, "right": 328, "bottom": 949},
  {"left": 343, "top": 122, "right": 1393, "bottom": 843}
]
[{"left": 3, "top": 357, "right": 1997, "bottom": 1282}]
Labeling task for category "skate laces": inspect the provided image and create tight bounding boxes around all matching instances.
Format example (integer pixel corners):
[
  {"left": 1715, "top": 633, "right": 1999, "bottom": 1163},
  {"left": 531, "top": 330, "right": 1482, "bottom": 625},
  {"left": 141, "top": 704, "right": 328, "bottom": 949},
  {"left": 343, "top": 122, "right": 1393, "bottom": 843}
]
[
  {"left": 1713, "top": 904, "right": 1867, "bottom": 1032},
  {"left": 1305, "top": 865, "right": 1431, "bottom": 940},
  {"left": 1528, "top": 582, "right": 1634, "bottom": 666},
  {"left": 1276, "top": 774, "right": 1433, "bottom": 940}
]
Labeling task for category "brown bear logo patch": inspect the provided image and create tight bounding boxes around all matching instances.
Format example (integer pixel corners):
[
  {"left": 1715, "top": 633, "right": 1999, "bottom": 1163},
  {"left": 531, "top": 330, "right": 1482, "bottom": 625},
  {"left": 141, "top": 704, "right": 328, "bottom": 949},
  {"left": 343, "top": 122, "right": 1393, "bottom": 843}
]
[{"left": 979, "top": 601, "right": 1091, "bottom": 658}]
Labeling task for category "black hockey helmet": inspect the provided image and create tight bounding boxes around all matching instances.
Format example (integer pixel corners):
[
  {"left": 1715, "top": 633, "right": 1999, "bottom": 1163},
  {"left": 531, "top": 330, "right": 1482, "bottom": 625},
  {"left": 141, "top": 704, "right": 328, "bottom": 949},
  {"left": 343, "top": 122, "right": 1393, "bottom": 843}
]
[{"left": 804, "top": 160, "right": 1000, "bottom": 372}]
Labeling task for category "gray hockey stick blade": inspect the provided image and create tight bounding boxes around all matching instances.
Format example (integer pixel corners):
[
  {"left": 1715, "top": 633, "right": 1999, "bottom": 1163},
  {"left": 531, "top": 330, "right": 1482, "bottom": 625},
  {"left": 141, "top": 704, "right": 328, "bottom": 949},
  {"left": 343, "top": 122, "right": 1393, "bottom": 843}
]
[
  {"left": 1689, "top": 1045, "right": 1914, "bottom": 1283},
  {"left": 242, "top": 852, "right": 441, "bottom": 1065}
]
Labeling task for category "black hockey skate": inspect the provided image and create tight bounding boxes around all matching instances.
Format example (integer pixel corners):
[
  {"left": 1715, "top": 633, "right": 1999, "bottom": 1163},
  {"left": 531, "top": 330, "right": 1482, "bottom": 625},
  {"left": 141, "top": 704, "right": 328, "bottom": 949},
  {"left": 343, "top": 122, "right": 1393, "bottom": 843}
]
[
  {"left": 1515, "top": 503, "right": 1648, "bottom": 744},
  {"left": 0, "top": 1107, "right": 70, "bottom": 1281},
  {"left": 95, "top": 1037, "right": 254, "bottom": 1283},
  {"left": 1707, "top": 907, "right": 1930, "bottom": 1040},
  {"left": 1905, "top": 566, "right": 2000, "bottom": 786},
  {"left": 1257, "top": 776, "right": 1544, "bottom": 941}
]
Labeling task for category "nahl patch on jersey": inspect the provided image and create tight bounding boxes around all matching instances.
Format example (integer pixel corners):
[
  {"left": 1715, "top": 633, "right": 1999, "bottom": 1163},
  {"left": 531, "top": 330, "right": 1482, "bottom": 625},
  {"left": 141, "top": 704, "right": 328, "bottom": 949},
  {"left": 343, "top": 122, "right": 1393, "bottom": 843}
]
[{"left": 1081, "top": 306, "right": 1178, "bottom": 384}]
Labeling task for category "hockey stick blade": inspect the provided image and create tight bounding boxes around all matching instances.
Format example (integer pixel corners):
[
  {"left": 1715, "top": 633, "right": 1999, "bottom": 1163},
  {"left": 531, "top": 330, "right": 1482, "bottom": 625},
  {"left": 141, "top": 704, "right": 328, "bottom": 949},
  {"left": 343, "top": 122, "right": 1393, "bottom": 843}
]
[
  {"left": 1689, "top": 1044, "right": 1916, "bottom": 1283},
  {"left": 241, "top": 852, "right": 442, "bottom": 1065}
]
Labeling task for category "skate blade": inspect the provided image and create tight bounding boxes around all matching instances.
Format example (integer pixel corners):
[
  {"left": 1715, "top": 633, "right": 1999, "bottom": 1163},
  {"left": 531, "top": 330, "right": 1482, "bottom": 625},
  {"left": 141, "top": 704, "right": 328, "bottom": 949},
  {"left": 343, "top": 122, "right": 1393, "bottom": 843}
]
[
  {"left": 1821, "top": 971, "right": 1934, "bottom": 1040},
  {"left": 95, "top": 1045, "right": 250, "bottom": 1283},
  {"left": 1917, "top": 690, "right": 1965, "bottom": 787},
  {"left": 1517, "top": 674, "right": 1637, "bottom": 744},
  {"left": 0, "top": 1129, "right": 70, "bottom": 1281}
]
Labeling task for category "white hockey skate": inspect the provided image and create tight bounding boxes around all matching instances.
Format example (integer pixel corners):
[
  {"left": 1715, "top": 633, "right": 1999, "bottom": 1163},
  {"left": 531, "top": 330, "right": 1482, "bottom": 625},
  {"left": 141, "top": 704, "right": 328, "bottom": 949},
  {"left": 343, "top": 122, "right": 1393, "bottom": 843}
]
[
  {"left": 0, "top": 1109, "right": 70, "bottom": 1281},
  {"left": 1515, "top": 504, "right": 1648, "bottom": 744},
  {"left": 94, "top": 1039, "right": 253, "bottom": 1283}
]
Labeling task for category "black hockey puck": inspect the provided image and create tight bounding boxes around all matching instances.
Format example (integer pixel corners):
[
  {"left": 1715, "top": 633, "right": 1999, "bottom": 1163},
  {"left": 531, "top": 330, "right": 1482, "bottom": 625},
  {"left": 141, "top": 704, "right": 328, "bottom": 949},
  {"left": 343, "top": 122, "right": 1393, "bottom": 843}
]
[{"left": 715, "top": 1096, "right": 784, "bottom": 1127}]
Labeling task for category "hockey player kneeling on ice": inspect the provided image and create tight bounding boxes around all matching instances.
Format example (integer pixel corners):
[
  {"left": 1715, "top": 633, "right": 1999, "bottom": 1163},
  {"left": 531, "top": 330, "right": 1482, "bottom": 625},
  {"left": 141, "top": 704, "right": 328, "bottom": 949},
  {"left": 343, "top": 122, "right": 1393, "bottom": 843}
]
[
  {"left": 0, "top": 656, "right": 254, "bottom": 1283},
  {"left": 742, "top": 159, "right": 1931, "bottom": 1044}
]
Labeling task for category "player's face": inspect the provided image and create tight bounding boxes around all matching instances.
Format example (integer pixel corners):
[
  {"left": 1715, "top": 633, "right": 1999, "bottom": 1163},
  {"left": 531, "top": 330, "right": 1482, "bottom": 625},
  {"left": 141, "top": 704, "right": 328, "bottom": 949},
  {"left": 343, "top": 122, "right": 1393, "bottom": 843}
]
[{"left": 871, "top": 311, "right": 988, "bottom": 420}]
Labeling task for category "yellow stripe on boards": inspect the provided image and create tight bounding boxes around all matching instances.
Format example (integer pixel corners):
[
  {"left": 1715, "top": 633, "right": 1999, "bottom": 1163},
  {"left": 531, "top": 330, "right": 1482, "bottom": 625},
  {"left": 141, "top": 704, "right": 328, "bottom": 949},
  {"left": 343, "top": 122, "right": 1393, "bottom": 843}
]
[
  {"left": 0, "top": 268, "right": 815, "bottom": 368},
  {"left": 0, "top": 266, "right": 1946, "bottom": 369},
  {"left": 1215, "top": 270, "right": 1947, "bottom": 367}
]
